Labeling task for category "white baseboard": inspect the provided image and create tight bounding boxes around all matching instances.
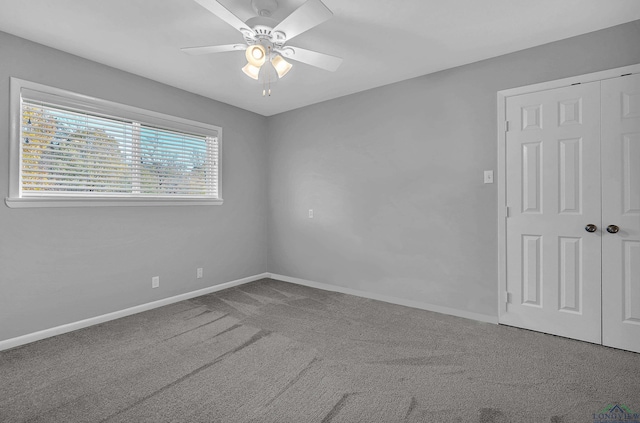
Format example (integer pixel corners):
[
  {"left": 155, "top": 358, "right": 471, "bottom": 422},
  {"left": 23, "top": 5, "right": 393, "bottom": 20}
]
[
  {"left": 1, "top": 272, "right": 497, "bottom": 352},
  {"left": 268, "top": 273, "right": 498, "bottom": 324},
  {"left": 0, "top": 273, "right": 269, "bottom": 352}
]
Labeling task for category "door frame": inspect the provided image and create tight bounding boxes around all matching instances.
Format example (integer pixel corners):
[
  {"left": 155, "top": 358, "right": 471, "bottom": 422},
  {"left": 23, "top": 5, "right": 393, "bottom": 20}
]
[{"left": 496, "top": 63, "right": 640, "bottom": 323}]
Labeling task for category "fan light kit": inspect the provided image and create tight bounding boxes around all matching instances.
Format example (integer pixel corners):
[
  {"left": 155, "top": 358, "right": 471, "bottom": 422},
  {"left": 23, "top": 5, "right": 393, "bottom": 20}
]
[
  {"left": 182, "top": 0, "right": 342, "bottom": 96},
  {"left": 246, "top": 44, "right": 266, "bottom": 67}
]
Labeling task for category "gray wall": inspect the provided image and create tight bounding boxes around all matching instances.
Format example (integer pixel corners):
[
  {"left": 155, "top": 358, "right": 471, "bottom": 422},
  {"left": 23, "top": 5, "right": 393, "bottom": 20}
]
[
  {"left": 0, "top": 31, "right": 268, "bottom": 342},
  {"left": 3, "top": 20, "right": 640, "bottom": 343},
  {"left": 267, "top": 20, "right": 640, "bottom": 319}
]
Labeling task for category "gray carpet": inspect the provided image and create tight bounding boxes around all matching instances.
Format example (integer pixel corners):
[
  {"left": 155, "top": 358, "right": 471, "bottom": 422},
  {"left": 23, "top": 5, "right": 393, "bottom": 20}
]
[{"left": 1, "top": 278, "right": 639, "bottom": 423}]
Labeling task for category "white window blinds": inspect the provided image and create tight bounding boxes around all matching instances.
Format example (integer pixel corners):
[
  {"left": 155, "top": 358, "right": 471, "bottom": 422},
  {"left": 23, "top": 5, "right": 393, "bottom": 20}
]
[{"left": 9, "top": 79, "right": 222, "bottom": 207}]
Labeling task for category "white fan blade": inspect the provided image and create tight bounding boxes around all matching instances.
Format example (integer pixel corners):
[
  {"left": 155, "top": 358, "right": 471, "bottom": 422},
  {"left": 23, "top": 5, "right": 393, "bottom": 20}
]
[
  {"left": 277, "top": 46, "right": 342, "bottom": 72},
  {"left": 193, "top": 0, "right": 253, "bottom": 36},
  {"left": 181, "top": 44, "right": 246, "bottom": 55},
  {"left": 272, "top": 0, "right": 332, "bottom": 42}
]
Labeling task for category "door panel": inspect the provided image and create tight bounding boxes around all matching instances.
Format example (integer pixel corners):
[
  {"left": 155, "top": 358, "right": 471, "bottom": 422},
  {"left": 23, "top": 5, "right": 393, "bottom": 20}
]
[
  {"left": 559, "top": 138, "right": 582, "bottom": 214},
  {"left": 601, "top": 73, "right": 640, "bottom": 353},
  {"left": 503, "top": 82, "right": 602, "bottom": 343},
  {"left": 522, "top": 235, "right": 542, "bottom": 305},
  {"left": 522, "top": 142, "right": 542, "bottom": 213},
  {"left": 559, "top": 236, "right": 581, "bottom": 313}
]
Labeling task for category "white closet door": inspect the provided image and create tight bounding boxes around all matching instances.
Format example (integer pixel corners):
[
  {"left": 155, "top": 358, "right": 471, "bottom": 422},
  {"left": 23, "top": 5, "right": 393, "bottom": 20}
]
[
  {"left": 503, "top": 82, "right": 602, "bottom": 343},
  {"left": 602, "top": 73, "right": 640, "bottom": 353}
]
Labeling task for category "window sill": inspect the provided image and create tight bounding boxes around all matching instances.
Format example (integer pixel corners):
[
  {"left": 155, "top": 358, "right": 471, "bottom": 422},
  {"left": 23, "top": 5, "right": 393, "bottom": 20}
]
[{"left": 5, "top": 196, "right": 223, "bottom": 208}]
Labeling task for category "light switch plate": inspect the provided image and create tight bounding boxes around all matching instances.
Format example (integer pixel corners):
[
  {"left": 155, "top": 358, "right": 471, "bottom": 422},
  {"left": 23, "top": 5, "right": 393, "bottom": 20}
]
[{"left": 484, "top": 170, "right": 494, "bottom": 184}]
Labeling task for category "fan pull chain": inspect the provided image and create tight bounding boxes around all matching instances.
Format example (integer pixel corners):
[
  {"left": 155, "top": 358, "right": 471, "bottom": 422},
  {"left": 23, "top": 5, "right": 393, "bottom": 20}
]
[{"left": 263, "top": 46, "right": 273, "bottom": 97}]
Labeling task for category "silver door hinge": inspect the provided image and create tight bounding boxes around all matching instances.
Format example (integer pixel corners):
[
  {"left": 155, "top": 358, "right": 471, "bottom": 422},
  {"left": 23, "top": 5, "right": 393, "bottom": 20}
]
[
  {"left": 505, "top": 206, "right": 510, "bottom": 218},
  {"left": 505, "top": 291, "right": 511, "bottom": 304},
  {"left": 505, "top": 121, "right": 510, "bottom": 132}
]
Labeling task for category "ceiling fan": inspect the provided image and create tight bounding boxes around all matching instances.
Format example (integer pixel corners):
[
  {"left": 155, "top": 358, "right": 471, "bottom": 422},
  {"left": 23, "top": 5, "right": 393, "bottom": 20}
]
[{"left": 182, "top": 0, "right": 343, "bottom": 96}]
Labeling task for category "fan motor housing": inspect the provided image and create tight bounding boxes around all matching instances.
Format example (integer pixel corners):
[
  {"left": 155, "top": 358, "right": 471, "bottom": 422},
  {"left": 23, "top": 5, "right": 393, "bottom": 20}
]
[
  {"left": 253, "top": 25, "right": 273, "bottom": 39},
  {"left": 244, "top": 24, "right": 286, "bottom": 48}
]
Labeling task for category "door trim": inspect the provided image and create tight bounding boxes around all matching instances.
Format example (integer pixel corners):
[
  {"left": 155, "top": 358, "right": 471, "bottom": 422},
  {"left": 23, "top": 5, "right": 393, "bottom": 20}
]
[{"left": 496, "top": 63, "right": 640, "bottom": 323}]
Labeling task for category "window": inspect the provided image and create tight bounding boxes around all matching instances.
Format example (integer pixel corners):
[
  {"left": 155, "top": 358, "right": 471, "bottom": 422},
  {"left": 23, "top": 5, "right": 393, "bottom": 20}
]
[{"left": 6, "top": 78, "right": 222, "bottom": 207}]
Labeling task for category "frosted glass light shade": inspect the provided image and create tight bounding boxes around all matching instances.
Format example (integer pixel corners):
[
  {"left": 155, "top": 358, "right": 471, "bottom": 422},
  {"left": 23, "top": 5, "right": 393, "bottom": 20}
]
[
  {"left": 245, "top": 44, "right": 266, "bottom": 67},
  {"left": 242, "top": 63, "right": 260, "bottom": 80},
  {"left": 271, "top": 55, "right": 292, "bottom": 78},
  {"left": 258, "top": 61, "right": 278, "bottom": 85}
]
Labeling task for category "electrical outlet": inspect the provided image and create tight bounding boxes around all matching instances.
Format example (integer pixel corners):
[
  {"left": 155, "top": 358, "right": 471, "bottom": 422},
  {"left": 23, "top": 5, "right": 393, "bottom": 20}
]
[
  {"left": 308, "top": 209, "right": 313, "bottom": 218},
  {"left": 197, "top": 268, "right": 203, "bottom": 279},
  {"left": 152, "top": 276, "right": 159, "bottom": 288},
  {"left": 484, "top": 170, "right": 494, "bottom": 184}
]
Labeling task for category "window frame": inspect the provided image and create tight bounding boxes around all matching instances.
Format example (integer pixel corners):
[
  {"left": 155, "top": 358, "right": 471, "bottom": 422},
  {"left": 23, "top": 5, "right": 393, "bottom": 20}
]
[{"left": 6, "top": 78, "right": 223, "bottom": 208}]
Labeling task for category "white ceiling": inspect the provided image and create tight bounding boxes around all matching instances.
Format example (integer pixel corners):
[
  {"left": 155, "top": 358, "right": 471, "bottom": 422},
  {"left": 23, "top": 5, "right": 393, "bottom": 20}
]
[{"left": 1, "top": 1, "right": 639, "bottom": 116}]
